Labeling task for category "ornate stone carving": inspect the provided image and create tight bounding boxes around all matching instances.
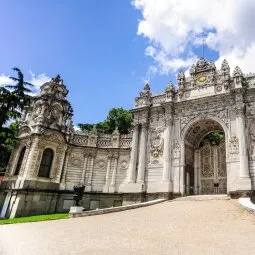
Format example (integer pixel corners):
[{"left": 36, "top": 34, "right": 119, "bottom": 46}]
[
  {"left": 165, "top": 82, "right": 175, "bottom": 101},
  {"left": 19, "top": 74, "right": 74, "bottom": 135},
  {"left": 70, "top": 153, "right": 84, "bottom": 168},
  {"left": 96, "top": 159, "right": 106, "bottom": 169},
  {"left": 120, "top": 160, "right": 129, "bottom": 170},
  {"left": 18, "top": 126, "right": 31, "bottom": 138},
  {"left": 229, "top": 136, "right": 239, "bottom": 155},
  {"left": 189, "top": 57, "right": 216, "bottom": 76},
  {"left": 173, "top": 140, "right": 180, "bottom": 159},
  {"left": 135, "top": 83, "right": 151, "bottom": 107},
  {"left": 149, "top": 130, "right": 164, "bottom": 163},
  {"left": 216, "top": 85, "right": 222, "bottom": 92},
  {"left": 221, "top": 59, "right": 230, "bottom": 73},
  {"left": 234, "top": 104, "right": 245, "bottom": 116}
]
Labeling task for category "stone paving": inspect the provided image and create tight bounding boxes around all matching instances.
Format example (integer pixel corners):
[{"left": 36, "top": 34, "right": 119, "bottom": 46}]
[{"left": 0, "top": 198, "right": 255, "bottom": 255}]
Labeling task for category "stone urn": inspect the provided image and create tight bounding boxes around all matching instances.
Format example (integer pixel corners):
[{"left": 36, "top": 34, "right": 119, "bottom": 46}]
[{"left": 73, "top": 184, "right": 85, "bottom": 206}]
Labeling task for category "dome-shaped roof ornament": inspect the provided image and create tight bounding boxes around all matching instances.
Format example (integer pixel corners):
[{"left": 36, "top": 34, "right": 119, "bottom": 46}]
[
  {"left": 189, "top": 64, "right": 196, "bottom": 76},
  {"left": 177, "top": 70, "right": 185, "bottom": 80},
  {"left": 40, "top": 74, "right": 68, "bottom": 99},
  {"left": 221, "top": 59, "right": 230, "bottom": 72},
  {"left": 233, "top": 66, "right": 242, "bottom": 77},
  {"left": 139, "top": 83, "right": 151, "bottom": 97},
  {"left": 165, "top": 81, "right": 175, "bottom": 92}
]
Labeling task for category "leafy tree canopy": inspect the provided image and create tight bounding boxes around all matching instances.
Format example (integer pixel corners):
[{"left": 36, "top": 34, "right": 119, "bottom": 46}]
[
  {"left": 0, "top": 122, "right": 20, "bottom": 171},
  {"left": 78, "top": 107, "right": 133, "bottom": 135},
  {"left": 0, "top": 67, "right": 33, "bottom": 129},
  {"left": 199, "top": 131, "right": 225, "bottom": 147},
  {"left": 0, "top": 68, "right": 33, "bottom": 171}
]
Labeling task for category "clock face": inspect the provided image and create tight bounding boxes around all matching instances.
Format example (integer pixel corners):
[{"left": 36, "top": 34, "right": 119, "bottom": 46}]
[{"left": 196, "top": 75, "right": 208, "bottom": 84}]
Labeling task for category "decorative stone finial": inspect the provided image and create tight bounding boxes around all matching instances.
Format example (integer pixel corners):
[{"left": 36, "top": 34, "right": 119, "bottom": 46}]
[
  {"left": 177, "top": 70, "right": 185, "bottom": 80},
  {"left": 221, "top": 59, "right": 230, "bottom": 72},
  {"left": 140, "top": 83, "right": 150, "bottom": 96},
  {"left": 112, "top": 125, "right": 119, "bottom": 135},
  {"left": 51, "top": 74, "right": 63, "bottom": 84},
  {"left": 165, "top": 82, "right": 175, "bottom": 101},
  {"left": 233, "top": 66, "right": 242, "bottom": 77}
]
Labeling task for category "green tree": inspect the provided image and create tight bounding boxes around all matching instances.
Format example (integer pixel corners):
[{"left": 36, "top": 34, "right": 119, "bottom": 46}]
[
  {"left": 0, "top": 122, "right": 20, "bottom": 171},
  {"left": 0, "top": 68, "right": 33, "bottom": 171},
  {"left": 0, "top": 67, "right": 33, "bottom": 129},
  {"left": 78, "top": 107, "right": 133, "bottom": 134},
  {"left": 200, "top": 131, "right": 225, "bottom": 147}
]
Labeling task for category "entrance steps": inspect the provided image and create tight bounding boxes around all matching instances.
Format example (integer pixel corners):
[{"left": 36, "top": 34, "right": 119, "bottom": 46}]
[{"left": 174, "top": 194, "right": 230, "bottom": 201}]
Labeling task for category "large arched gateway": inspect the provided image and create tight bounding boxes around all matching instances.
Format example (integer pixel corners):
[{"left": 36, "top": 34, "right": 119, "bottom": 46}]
[
  {"left": 183, "top": 118, "right": 227, "bottom": 195},
  {"left": 1, "top": 58, "right": 254, "bottom": 218}
]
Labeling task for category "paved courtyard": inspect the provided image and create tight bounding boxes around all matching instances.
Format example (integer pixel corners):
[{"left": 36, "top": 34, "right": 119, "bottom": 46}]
[{"left": 0, "top": 198, "right": 255, "bottom": 255}]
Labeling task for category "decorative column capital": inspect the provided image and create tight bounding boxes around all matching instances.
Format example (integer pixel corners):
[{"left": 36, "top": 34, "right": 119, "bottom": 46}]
[
  {"left": 140, "top": 121, "right": 149, "bottom": 130},
  {"left": 234, "top": 104, "right": 245, "bottom": 117}
]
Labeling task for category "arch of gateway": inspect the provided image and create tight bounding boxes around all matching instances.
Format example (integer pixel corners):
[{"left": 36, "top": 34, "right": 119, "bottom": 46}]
[{"left": 0, "top": 58, "right": 255, "bottom": 217}]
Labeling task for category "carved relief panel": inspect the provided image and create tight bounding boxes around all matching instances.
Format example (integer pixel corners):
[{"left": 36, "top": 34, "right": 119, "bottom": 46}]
[{"left": 148, "top": 128, "right": 164, "bottom": 165}]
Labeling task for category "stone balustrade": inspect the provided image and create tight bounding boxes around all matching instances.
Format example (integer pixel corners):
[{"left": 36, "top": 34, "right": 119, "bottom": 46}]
[{"left": 70, "top": 132, "right": 132, "bottom": 148}]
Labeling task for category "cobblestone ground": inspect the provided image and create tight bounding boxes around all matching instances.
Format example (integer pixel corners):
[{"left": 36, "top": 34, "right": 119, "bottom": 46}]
[{"left": 0, "top": 199, "right": 255, "bottom": 255}]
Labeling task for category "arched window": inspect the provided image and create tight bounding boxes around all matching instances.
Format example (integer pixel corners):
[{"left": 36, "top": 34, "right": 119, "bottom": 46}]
[
  {"left": 38, "top": 148, "right": 54, "bottom": 178},
  {"left": 14, "top": 147, "right": 26, "bottom": 175}
]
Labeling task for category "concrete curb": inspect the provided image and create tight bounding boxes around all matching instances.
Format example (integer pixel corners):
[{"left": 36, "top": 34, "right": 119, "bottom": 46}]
[
  {"left": 173, "top": 195, "right": 230, "bottom": 201},
  {"left": 238, "top": 197, "right": 255, "bottom": 213},
  {"left": 69, "top": 199, "right": 167, "bottom": 218}
]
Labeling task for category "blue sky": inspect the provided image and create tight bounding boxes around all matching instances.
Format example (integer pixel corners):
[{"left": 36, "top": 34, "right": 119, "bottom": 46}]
[{"left": 1, "top": 0, "right": 254, "bottom": 126}]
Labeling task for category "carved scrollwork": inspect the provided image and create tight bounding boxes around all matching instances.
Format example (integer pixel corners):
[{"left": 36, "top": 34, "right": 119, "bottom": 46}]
[
  {"left": 229, "top": 136, "right": 239, "bottom": 155},
  {"left": 173, "top": 140, "right": 180, "bottom": 159},
  {"left": 150, "top": 130, "right": 164, "bottom": 164},
  {"left": 70, "top": 153, "right": 84, "bottom": 168}
]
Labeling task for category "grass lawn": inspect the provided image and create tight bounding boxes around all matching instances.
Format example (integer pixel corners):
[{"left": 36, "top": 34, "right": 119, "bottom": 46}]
[{"left": 0, "top": 213, "right": 69, "bottom": 225}]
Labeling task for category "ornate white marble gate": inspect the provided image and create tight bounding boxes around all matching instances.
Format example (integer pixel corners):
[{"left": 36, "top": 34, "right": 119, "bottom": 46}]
[{"left": 199, "top": 140, "right": 227, "bottom": 194}]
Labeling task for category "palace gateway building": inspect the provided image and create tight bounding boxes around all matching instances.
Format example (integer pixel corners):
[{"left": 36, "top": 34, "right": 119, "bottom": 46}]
[{"left": 1, "top": 58, "right": 255, "bottom": 217}]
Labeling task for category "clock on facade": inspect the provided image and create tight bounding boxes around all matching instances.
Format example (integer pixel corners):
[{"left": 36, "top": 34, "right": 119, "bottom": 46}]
[{"left": 196, "top": 75, "right": 208, "bottom": 84}]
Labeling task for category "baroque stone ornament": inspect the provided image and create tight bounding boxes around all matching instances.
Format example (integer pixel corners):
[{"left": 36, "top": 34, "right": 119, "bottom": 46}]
[
  {"left": 135, "top": 83, "right": 151, "bottom": 107},
  {"left": 120, "top": 160, "right": 129, "bottom": 170},
  {"left": 165, "top": 82, "right": 175, "bottom": 101},
  {"left": 70, "top": 154, "right": 84, "bottom": 168},
  {"left": 150, "top": 130, "right": 164, "bottom": 163},
  {"left": 173, "top": 140, "right": 180, "bottom": 159},
  {"left": 229, "top": 136, "right": 239, "bottom": 155}
]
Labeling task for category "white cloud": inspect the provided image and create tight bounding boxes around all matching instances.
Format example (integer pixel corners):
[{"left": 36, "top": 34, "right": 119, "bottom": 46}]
[
  {"left": 28, "top": 70, "right": 51, "bottom": 95},
  {"left": 132, "top": 0, "right": 255, "bottom": 75},
  {"left": 0, "top": 70, "right": 51, "bottom": 95},
  {"left": 0, "top": 73, "right": 15, "bottom": 86}
]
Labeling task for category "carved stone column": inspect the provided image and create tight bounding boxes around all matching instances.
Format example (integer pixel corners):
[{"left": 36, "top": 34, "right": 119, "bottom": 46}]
[
  {"left": 127, "top": 124, "right": 139, "bottom": 182},
  {"left": 81, "top": 150, "right": 89, "bottom": 184},
  {"left": 86, "top": 150, "right": 96, "bottom": 192},
  {"left": 163, "top": 107, "right": 173, "bottom": 182},
  {"left": 109, "top": 152, "right": 119, "bottom": 193},
  {"left": 17, "top": 137, "right": 39, "bottom": 188},
  {"left": 194, "top": 150, "right": 199, "bottom": 195},
  {"left": 137, "top": 122, "right": 148, "bottom": 183},
  {"left": 235, "top": 105, "right": 250, "bottom": 177},
  {"left": 59, "top": 147, "right": 72, "bottom": 189},
  {"left": 24, "top": 138, "right": 40, "bottom": 177},
  {"left": 103, "top": 152, "right": 112, "bottom": 193}
]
